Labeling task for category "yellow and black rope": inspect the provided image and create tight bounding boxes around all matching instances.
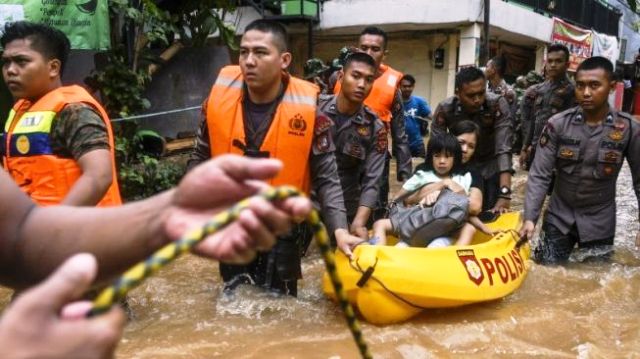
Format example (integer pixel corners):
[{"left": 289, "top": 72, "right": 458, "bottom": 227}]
[{"left": 89, "top": 185, "right": 372, "bottom": 359}]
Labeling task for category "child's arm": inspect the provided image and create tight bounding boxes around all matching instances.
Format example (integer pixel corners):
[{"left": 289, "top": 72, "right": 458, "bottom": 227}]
[
  {"left": 372, "top": 218, "right": 393, "bottom": 246},
  {"left": 405, "top": 182, "right": 445, "bottom": 205},
  {"left": 442, "top": 178, "right": 465, "bottom": 194}
]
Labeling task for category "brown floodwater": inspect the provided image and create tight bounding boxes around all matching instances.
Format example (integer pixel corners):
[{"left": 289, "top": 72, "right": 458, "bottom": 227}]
[{"left": 2, "top": 159, "right": 639, "bottom": 358}]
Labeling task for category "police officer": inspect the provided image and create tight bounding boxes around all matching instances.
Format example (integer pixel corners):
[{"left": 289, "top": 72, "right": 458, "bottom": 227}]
[
  {"left": 513, "top": 71, "right": 544, "bottom": 153},
  {"left": 432, "top": 66, "right": 513, "bottom": 213},
  {"left": 520, "top": 44, "right": 575, "bottom": 169},
  {"left": 316, "top": 52, "right": 386, "bottom": 239},
  {"left": 330, "top": 27, "right": 413, "bottom": 220},
  {"left": 485, "top": 55, "right": 516, "bottom": 114},
  {"left": 520, "top": 57, "right": 640, "bottom": 263},
  {"left": 188, "top": 19, "right": 358, "bottom": 295}
]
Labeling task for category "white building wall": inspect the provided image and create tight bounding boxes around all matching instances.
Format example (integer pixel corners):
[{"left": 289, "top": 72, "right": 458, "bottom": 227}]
[{"left": 309, "top": 32, "right": 456, "bottom": 108}]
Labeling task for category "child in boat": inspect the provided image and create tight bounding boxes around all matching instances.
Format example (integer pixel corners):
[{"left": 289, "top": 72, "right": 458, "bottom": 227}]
[{"left": 372, "top": 133, "right": 493, "bottom": 247}]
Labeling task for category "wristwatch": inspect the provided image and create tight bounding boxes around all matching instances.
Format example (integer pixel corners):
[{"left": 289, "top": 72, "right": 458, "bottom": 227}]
[{"left": 499, "top": 186, "right": 512, "bottom": 200}]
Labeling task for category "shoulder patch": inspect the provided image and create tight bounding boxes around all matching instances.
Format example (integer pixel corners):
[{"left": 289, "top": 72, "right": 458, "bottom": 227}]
[
  {"left": 376, "top": 127, "right": 388, "bottom": 154},
  {"left": 314, "top": 114, "right": 334, "bottom": 135}
]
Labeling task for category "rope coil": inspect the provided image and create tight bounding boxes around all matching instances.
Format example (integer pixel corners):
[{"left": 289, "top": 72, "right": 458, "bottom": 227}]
[{"left": 89, "top": 185, "right": 372, "bottom": 359}]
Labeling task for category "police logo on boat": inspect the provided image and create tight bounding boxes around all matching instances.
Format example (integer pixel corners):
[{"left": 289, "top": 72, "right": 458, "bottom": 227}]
[{"left": 457, "top": 249, "right": 485, "bottom": 286}]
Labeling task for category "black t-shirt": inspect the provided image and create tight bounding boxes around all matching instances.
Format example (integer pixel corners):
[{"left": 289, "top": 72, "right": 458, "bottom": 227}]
[{"left": 468, "top": 166, "right": 484, "bottom": 191}]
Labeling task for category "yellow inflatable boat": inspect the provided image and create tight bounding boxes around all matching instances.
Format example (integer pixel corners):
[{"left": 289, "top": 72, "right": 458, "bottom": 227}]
[{"left": 323, "top": 212, "right": 530, "bottom": 324}]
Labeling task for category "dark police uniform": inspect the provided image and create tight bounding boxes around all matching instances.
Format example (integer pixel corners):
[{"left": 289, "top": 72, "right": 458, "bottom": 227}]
[
  {"left": 431, "top": 93, "right": 513, "bottom": 210},
  {"left": 521, "top": 76, "right": 575, "bottom": 166},
  {"left": 488, "top": 79, "right": 516, "bottom": 115},
  {"left": 328, "top": 72, "right": 412, "bottom": 220},
  {"left": 188, "top": 91, "right": 348, "bottom": 296},
  {"left": 314, "top": 95, "right": 386, "bottom": 219},
  {"left": 524, "top": 107, "right": 640, "bottom": 263}
]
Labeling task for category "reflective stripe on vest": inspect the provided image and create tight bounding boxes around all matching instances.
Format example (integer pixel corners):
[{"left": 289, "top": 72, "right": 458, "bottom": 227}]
[
  {"left": 3, "top": 85, "right": 122, "bottom": 206},
  {"left": 334, "top": 64, "right": 402, "bottom": 122},
  {"left": 206, "top": 65, "right": 318, "bottom": 193}
]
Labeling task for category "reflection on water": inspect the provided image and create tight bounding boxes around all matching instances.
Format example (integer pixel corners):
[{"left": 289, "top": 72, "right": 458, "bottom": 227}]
[{"left": 1, "top": 161, "right": 639, "bottom": 358}]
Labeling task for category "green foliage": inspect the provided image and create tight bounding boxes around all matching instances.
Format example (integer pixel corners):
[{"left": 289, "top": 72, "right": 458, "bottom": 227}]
[
  {"left": 85, "top": 48, "right": 150, "bottom": 118},
  {"left": 114, "top": 121, "right": 184, "bottom": 202},
  {"left": 87, "top": 1, "right": 238, "bottom": 200}
]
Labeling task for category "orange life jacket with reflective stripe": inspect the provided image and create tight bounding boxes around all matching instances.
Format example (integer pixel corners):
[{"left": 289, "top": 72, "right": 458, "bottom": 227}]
[
  {"left": 334, "top": 64, "right": 402, "bottom": 122},
  {"left": 2, "top": 85, "right": 122, "bottom": 206},
  {"left": 206, "top": 66, "right": 318, "bottom": 194}
]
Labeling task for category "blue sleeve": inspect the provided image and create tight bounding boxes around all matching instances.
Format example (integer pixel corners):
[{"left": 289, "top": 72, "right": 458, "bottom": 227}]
[{"left": 420, "top": 98, "right": 431, "bottom": 117}]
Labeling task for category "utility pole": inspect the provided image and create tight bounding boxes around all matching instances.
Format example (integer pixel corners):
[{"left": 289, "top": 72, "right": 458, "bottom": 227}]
[{"left": 483, "top": 0, "right": 490, "bottom": 65}]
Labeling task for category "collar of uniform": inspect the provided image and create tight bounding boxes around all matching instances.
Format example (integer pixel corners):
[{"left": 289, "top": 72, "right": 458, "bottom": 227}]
[
  {"left": 326, "top": 95, "right": 339, "bottom": 115},
  {"left": 327, "top": 95, "right": 369, "bottom": 124},
  {"left": 572, "top": 108, "right": 615, "bottom": 126},
  {"left": 453, "top": 97, "right": 463, "bottom": 115}
]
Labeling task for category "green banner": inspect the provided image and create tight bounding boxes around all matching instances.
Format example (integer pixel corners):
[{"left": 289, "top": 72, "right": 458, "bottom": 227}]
[{"left": 0, "top": 0, "right": 110, "bottom": 50}]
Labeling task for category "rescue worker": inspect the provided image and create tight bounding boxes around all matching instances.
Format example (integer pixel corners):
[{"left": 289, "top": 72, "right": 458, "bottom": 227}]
[
  {"left": 513, "top": 71, "right": 544, "bottom": 153},
  {"left": 316, "top": 52, "right": 386, "bottom": 239},
  {"left": 520, "top": 43, "right": 575, "bottom": 169},
  {"left": 188, "top": 19, "right": 358, "bottom": 296},
  {"left": 331, "top": 27, "right": 413, "bottom": 220},
  {"left": 431, "top": 66, "right": 514, "bottom": 213},
  {"left": 519, "top": 57, "right": 640, "bottom": 263},
  {"left": 303, "top": 58, "right": 331, "bottom": 94},
  {"left": 0, "top": 154, "right": 311, "bottom": 358},
  {"left": 1, "top": 21, "right": 121, "bottom": 206}
]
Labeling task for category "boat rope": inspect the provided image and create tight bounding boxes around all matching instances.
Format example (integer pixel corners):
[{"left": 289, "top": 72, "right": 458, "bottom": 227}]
[
  {"left": 348, "top": 228, "right": 527, "bottom": 312},
  {"left": 88, "top": 185, "right": 372, "bottom": 359},
  {"left": 349, "top": 258, "right": 432, "bottom": 311}
]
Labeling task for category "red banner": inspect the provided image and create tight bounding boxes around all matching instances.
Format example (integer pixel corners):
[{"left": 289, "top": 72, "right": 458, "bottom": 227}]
[{"left": 550, "top": 17, "right": 593, "bottom": 72}]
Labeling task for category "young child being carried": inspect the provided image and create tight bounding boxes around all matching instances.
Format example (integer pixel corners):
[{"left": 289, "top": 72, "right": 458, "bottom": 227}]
[{"left": 373, "top": 133, "right": 493, "bottom": 247}]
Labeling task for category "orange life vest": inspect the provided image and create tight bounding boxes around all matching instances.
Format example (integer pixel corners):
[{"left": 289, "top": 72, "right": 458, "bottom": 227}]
[
  {"left": 334, "top": 63, "right": 402, "bottom": 122},
  {"left": 206, "top": 66, "right": 318, "bottom": 193},
  {"left": 2, "top": 85, "right": 122, "bottom": 206}
]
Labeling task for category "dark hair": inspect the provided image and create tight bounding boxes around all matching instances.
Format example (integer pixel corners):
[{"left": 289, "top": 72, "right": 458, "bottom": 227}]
[
  {"left": 244, "top": 19, "right": 288, "bottom": 52},
  {"left": 360, "top": 26, "right": 388, "bottom": 49},
  {"left": 455, "top": 66, "right": 485, "bottom": 90},
  {"left": 1, "top": 21, "right": 70, "bottom": 75},
  {"left": 576, "top": 56, "right": 614, "bottom": 81},
  {"left": 400, "top": 74, "right": 416, "bottom": 86},
  {"left": 343, "top": 52, "right": 376, "bottom": 72},
  {"left": 547, "top": 43, "right": 570, "bottom": 62},
  {"left": 422, "top": 133, "right": 464, "bottom": 176},
  {"left": 489, "top": 55, "right": 507, "bottom": 78},
  {"left": 450, "top": 120, "right": 480, "bottom": 139}
]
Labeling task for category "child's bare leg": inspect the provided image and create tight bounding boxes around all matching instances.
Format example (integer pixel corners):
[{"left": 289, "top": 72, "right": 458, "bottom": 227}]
[
  {"left": 468, "top": 216, "right": 495, "bottom": 235},
  {"left": 372, "top": 219, "right": 392, "bottom": 246},
  {"left": 455, "top": 223, "right": 476, "bottom": 246}
]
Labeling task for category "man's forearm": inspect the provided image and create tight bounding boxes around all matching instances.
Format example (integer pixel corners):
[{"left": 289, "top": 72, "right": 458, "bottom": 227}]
[
  {"left": 5, "top": 190, "right": 174, "bottom": 289},
  {"left": 61, "top": 173, "right": 111, "bottom": 206}
]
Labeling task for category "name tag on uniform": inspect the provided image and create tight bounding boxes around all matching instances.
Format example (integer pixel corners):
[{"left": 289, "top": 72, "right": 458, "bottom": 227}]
[{"left": 18, "top": 114, "right": 44, "bottom": 127}]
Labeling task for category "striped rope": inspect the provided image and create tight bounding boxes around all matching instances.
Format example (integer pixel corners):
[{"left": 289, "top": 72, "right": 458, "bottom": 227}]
[{"left": 89, "top": 185, "right": 372, "bottom": 359}]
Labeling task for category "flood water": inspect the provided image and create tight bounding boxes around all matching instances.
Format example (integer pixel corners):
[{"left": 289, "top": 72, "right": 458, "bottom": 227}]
[{"left": 2, "top": 160, "right": 639, "bottom": 358}]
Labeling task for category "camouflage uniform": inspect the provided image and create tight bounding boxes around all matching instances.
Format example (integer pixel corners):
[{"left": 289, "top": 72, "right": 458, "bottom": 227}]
[
  {"left": 432, "top": 93, "right": 513, "bottom": 210},
  {"left": 524, "top": 108, "right": 640, "bottom": 263},
  {"left": 315, "top": 95, "right": 386, "bottom": 219},
  {"left": 521, "top": 75, "right": 575, "bottom": 164},
  {"left": 47, "top": 103, "right": 110, "bottom": 158},
  {"left": 303, "top": 58, "right": 331, "bottom": 94}
]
